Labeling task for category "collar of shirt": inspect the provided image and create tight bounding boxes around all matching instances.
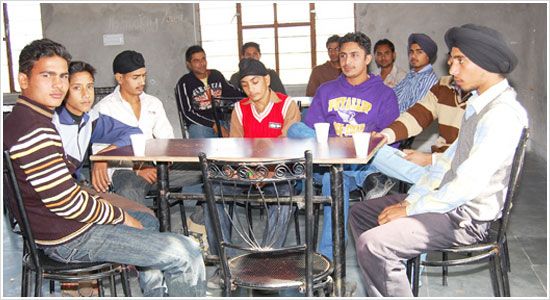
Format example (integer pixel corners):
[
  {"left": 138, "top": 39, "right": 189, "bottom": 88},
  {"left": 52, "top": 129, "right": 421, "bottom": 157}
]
[
  {"left": 113, "top": 85, "right": 147, "bottom": 104},
  {"left": 409, "top": 64, "right": 433, "bottom": 76},
  {"left": 467, "top": 78, "right": 510, "bottom": 116},
  {"left": 56, "top": 106, "right": 90, "bottom": 126}
]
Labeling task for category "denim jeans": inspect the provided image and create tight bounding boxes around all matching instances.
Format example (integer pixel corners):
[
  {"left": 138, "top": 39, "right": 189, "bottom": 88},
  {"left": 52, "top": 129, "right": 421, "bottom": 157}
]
[
  {"left": 370, "top": 145, "right": 429, "bottom": 184},
  {"left": 42, "top": 210, "right": 206, "bottom": 297},
  {"left": 318, "top": 164, "right": 378, "bottom": 260},
  {"left": 203, "top": 182, "right": 295, "bottom": 257},
  {"left": 111, "top": 169, "right": 203, "bottom": 207}
]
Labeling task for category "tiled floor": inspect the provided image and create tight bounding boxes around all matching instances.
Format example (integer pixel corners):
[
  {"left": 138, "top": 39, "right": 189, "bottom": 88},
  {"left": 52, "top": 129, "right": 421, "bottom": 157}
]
[{"left": 2, "top": 152, "right": 547, "bottom": 297}]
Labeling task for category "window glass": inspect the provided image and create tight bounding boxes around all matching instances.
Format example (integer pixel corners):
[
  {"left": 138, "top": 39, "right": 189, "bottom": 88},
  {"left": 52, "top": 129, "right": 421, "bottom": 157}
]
[
  {"left": 241, "top": 3, "right": 273, "bottom": 26},
  {"left": 276, "top": 3, "right": 310, "bottom": 23}
]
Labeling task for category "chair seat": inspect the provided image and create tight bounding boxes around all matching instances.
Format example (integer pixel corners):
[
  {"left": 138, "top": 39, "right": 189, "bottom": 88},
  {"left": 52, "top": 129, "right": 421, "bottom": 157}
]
[
  {"left": 228, "top": 250, "right": 332, "bottom": 290},
  {"left": 24, "top": 250, "right": 122, "bottom": 278}
]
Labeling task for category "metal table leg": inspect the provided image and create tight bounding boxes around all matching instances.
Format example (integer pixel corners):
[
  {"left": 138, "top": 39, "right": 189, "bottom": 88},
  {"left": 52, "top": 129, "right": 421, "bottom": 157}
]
[
  {"left": 330, "top": 164, "right": 346, "bottom": 296},
  {"left": 157, "top": 162, "right": 171, "bottom": 232}
]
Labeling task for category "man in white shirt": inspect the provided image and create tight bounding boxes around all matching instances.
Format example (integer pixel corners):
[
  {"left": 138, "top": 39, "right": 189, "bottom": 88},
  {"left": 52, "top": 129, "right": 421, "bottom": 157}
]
[
  {"left": 93, "top": 50, "right": 201, "bottom": 205},
  {"left": 349, "top": 24, "right": 527, "bottom": 297},
  {"left": 372, "top": 39, "right": 407, "bottom": 88}
]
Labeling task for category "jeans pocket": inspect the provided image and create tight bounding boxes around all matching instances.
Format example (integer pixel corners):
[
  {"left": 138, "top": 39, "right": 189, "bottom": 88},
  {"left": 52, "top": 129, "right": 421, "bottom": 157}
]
[{"left": 43, "top": 245, "right": 79, "bottom": 263}]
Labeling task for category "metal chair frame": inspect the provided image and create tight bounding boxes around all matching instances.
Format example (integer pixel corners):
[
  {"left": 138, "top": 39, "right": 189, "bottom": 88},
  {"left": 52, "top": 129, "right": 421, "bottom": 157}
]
[
  {"left": 406, "top": 128, "right": 528, "bottom": 297},
  {"left": 4, "top": 150, "right": 132, "bottom": 297},
  {"left": 199, "top": 151, "right": 333, "bottom": 296}
]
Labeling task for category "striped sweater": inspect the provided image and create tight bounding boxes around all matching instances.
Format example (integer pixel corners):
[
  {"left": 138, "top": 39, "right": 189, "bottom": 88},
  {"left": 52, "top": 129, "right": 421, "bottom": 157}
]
[
  {"left": 381, "top": 76, "right": 468, "bottom": 153},
  {"left": 3, "top": 97, "right": 125, "bottom": 246}
]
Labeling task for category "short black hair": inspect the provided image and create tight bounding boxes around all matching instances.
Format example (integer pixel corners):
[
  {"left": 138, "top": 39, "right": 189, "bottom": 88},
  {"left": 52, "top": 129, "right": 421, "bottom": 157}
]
[
  {"left": 18, "top": 38, "right": 71, "bottom": 76},
  {"left": 339, "top": 32, "right": 372, "bottom": 55},
  {"left": 326, "top": 34, "right": 340, "bottom": 48},
  {"left": 69, "top": 61, "right": 96, "bottom": 80},
  {"left": 185, "top": 45, "right": 205, "bottom": 62},
  {"left": 374, "top": 39, "right": 396, "bottom": 53},
  {"left": 241, "top": 42, "right": 261, "bottom": 55}
]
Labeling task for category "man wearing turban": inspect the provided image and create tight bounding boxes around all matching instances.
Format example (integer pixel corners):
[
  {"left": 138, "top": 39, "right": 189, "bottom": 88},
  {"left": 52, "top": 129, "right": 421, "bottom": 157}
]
[
  {"left": 349, "top": 24, "right": 527, "bottom": 297},
  {"left": 393, "top": 33, "right": 439, "bottom": 113}
]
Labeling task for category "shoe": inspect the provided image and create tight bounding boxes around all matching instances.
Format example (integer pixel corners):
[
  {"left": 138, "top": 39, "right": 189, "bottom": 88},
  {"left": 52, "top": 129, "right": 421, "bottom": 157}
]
[
  {"left": 207, "top": 268, "right": 223, "bottom": 289},
  {"left": 364, "top": 173, "right": 395, "bottom": 200},
  {"left": 344, "top": 281, "right": 357, "bottom": 297}
]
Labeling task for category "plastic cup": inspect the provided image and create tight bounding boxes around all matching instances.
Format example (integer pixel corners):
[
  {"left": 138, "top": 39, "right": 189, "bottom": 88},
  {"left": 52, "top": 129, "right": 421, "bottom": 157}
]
[
  {"left": 352, "top": 132, "right": 371, "bottom": 158},
  {"left": 130, "top": 134, "right": 146, "bottom": 156},
  {"left": 314, "top": 123, "right": 330, "bottom": 144}
]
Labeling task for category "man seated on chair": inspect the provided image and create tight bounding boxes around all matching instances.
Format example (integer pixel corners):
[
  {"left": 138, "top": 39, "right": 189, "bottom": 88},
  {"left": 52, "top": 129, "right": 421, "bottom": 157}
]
[
  {"left": 3, "top": 38, "right": 206, "bottom": 297},
  {"left": 203, "top": 58, "right": 301, "bottom": 289},
  {"left": 349, "top": 23, "right": 527, "bottom": 297},
  {"left": 288, "top": 32, "right": 400, "bottom": 261},
  {"left": 92, "top": 50, "right": 202, "bottom": 207},
  {"left": 52, "top": 60, "right": 154, "bottom": 217}
]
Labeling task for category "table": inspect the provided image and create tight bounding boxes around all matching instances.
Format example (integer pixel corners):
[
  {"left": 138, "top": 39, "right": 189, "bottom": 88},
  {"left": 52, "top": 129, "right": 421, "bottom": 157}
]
[{"left": 91, "top": 136, "right": 385, "bottom": 296}]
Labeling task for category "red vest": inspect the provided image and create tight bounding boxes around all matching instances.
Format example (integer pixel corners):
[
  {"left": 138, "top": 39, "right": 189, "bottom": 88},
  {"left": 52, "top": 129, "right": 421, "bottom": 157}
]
[{"left": 239, "top": 93, "right": 289, "bottom": 138}]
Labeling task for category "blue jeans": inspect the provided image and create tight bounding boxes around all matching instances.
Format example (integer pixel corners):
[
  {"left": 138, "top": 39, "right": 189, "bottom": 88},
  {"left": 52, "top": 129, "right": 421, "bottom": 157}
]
[
  {"left": 188, "top": 124, "right": 218, "bottom": 138},
  {"left": 318, "top": 164, "right": 377, "bottom": 260},
  {"left": 111, "top": 169, "right": 203, "bottom": 207},
  {"left": 370, "top": 145, "right": 429, "bottom": 184},
  {"left": 203, "top": 183, "right": 295, "bottom": 257},
  {"left": 42, "top": 210, "right": 206, "bottom": 297}
]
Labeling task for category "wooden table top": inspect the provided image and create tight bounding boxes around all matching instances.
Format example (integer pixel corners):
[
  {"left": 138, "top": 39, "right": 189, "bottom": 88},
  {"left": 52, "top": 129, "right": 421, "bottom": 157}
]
[{"left": 90, "top": 136, "right": 386, "bottom": 165}]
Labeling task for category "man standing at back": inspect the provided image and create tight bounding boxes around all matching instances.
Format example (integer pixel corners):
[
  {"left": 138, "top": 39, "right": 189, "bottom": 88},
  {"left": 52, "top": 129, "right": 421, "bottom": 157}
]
[
  {"left": 372, "top": 39, "right": 408, "bottom": 88},
  {"left": 393, "top": 33, "right": 439, "bottom": 113},
  {"left": 306, "top": 34, "right": 341, "bottom": 97},
  {"left": 175, "top": 45, "right": 243, "bottom": 138},
  {"left": 230, "top": 42, "right": 286, "bottom": 94},
  {"left": 350, "top": 24, "right": 526, "bottom": 297}
]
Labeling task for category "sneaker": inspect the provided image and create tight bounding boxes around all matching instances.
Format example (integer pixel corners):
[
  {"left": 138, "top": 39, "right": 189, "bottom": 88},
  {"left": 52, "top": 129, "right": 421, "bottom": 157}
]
[
  {"left": 207, "top": 268, "right": 223, "bottom": 289},
  {"left": 364, "top": 173, "right": 395, "bottom": 200}
]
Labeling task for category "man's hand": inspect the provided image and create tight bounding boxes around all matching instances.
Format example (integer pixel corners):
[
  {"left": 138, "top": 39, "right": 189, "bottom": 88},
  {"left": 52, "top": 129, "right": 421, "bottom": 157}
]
[
  {"left": 135, "top": 166, "right": 157, "bottom": 184},
  {"left": 91, "top": 161, "right": 111, "bottom": 193},
  {"left": 378, "top": 201, "right": 409, "bottom": 225},
  {"left": 123, "top": 212, "right": 144, "bottom": 229},
  {"left": 403, "top": 149, "right": 432, "bottom": 167},
  {"left": 212, "top": 124, "right": 229, "bottom": 137},
  {"left": 371, "top": 132, "right": 388, "bottom": 145}
]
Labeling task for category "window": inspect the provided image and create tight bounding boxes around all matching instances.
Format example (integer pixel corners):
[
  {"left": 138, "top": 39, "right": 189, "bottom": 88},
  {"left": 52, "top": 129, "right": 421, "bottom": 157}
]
[
  {"left": 2, "top": 2, "right": 43, "bottom": 93},
  {"left": 199, "top": 2, "right": 354, "bottom": 85}
]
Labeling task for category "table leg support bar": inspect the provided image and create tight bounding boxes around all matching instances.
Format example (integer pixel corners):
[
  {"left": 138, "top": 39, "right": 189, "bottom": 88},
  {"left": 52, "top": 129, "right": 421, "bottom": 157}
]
[{"left": 157, "top": 162, "right": 171, "bottom": 232}]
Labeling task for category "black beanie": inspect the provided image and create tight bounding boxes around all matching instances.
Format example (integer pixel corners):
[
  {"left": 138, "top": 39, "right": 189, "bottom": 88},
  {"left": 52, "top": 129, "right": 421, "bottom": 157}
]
[
  {"left": 239, "top": 58, "right": 268, "bottom": 79},
  {"left": 445, "top": 24, "right": 517, "bottom": 74},
  {"left": 113, "top": 50, "right": 145, "bottom": 74}
]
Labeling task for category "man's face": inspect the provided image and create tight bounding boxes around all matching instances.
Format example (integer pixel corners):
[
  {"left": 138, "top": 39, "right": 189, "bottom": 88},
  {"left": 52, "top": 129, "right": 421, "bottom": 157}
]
[
  {"left": 339, "top": 42, "right": 371, "bottom": 79},
  {"left": 187, "top": 51, "right": 208, "bottom": 77},
  {"left": 408, "top": 43, "right": 430, "bottom": 71},
  {"left": 65, "top": 71, "right": 94, "bottom": 116},
  {"left": 327, "top": 42, "right": 340, "bottom": 63},
  {"left": 448, "top": 47, "right": 487, "bottom": 92},
  {"left": 18, "top": 55, "right": 69, "bottom": 109},
  {"left": 243, "top": 47, "right": 261, "bottom": 60},
  {"left": 240, "top": 75, "right": 270, "bottom": 102},
  {"left": 116, "top": 67, "right": 147, "bottom": 97},
  {"left": 374, "top": 44, "right": 396, "bottom": 68}
]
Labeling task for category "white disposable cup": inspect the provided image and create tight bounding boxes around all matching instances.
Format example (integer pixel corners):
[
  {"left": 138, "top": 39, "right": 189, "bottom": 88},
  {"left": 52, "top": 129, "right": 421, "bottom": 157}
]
[
  {"left": 314, "top": 123, "right": 330, "bottom": 144},
  {"left": 352, "top": 132, "right": 371, "bottom": 158},
  {"left": 130, "top": 134, "right": 146, "bottom": 156}
]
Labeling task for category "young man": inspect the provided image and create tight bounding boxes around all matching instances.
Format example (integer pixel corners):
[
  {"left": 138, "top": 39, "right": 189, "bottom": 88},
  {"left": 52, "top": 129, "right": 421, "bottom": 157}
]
[
  {"left": 175, "top": 45, "right": 243, "bottom": 138},
  {"left": 3, "top": 38, "right": 206, "bottom": 297},
  {"left": 229, "top": 42, "right": 286, "bottom": 94},
  {"left": 93, "top": 50, "right": 202, "bottom": 208},
  {"left": 393, "top": 33, "right": 439, "bottom": 113},
  {"left": 372, "top": 39, "right": 407, "bottom": 88},
  {"left": 306, "top": 34, "right": 342, "bottom": 97},
  {"left": 298, "top": 32, "right": 400, "bottom": 260},
  {"left": 350, "top": 24, "right": 526, "bottom": 297}
]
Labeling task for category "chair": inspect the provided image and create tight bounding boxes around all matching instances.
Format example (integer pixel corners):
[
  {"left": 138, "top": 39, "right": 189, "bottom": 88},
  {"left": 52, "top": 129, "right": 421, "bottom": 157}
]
[
  {"left": 3, "top": 151, "right": 132, "bottom": 297},
  {"left": 406, "top": 127, "right": 529, "bottom": 297},
  {"left": 199, "top": 151, "right": 333, "bottom": 296}
]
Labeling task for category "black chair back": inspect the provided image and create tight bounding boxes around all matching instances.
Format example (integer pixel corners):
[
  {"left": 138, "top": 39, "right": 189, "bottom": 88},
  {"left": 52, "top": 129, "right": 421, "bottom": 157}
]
[
  {"left": 3, "top": 150, "right": 43, "bottom": 274},
  {"left": 496, "top": 127, "right": 529, "bottom": 245},
  {"left": 199, "top": 150, "right": 317, "bottom": 295}
]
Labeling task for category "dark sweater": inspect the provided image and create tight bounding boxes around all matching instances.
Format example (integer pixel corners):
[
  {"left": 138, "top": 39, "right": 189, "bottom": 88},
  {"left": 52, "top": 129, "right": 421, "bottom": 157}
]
[
  {"left": 174, "top": 69, "right": 244, "bottom": 127},
  {"left": 3, "top": 97, "right": 125, "bottom": 246}
]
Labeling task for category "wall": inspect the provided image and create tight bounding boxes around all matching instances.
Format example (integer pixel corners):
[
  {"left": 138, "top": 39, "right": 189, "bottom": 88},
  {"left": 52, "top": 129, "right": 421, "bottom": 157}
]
[
  {"left": 356, "top": 3, "right": 547, "bottom": 159},
  {"left": 41, "top": 3, "right": 200, "bottom": 137}
]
